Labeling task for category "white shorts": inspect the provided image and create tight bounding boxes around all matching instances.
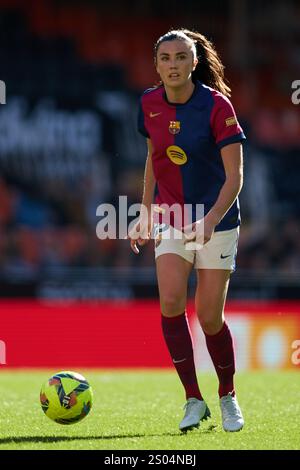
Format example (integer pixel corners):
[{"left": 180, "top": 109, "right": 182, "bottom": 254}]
[{"left": 153, "top": 223, "right": 239, "bottom": 271}]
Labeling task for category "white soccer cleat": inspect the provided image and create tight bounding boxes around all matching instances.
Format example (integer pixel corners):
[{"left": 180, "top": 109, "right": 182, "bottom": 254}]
[
  {"left": 220, "top": 393, "right": 244, "bottom": 432},
  {"left": 179, "top": 397, "right": 211, "bottom": 432}
]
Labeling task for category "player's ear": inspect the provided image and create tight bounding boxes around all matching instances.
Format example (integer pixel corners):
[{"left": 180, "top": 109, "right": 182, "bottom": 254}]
[{"left": 192, "top": 57, "right": 198, "bottom": 71}]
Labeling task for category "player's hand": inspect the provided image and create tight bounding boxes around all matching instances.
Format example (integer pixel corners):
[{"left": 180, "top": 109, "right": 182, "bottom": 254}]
[
  {"left": 182, "top": 216, "right": 215, "bottom": 246},
  {"left": 126, "top": 216, "right": 152, "bottom": 254}
]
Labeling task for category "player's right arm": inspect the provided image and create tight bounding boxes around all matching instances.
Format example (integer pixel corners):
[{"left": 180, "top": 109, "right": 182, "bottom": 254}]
[
  {"left": 141, "top": 138, "right": 155, "bottom": 215},
  {"left": 128, "top": 138, "right": 156, "bottom": 254}
]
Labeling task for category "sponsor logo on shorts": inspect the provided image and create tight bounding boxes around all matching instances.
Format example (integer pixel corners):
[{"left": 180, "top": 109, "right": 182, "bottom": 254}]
[{"left": 153, "top": 223, "right": 169, "bottom": 239}]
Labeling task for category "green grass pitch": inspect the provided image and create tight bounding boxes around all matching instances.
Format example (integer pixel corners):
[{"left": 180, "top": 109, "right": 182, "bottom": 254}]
[{"left": 0, "top": 369, "right": 299, "bottom": 450}]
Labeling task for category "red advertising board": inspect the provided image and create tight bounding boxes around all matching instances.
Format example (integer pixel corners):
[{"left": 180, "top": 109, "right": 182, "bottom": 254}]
[{"left": 0, "top": 300, "right": 299, "bottom": 369}]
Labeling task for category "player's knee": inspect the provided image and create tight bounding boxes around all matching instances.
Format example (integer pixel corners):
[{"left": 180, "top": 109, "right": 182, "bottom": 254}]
[
  {"left": 160, "top": 292, "right": 185, "bottom": 316},
  {"left": 197, "top": 314, "right": 222, "bottom": 335}
]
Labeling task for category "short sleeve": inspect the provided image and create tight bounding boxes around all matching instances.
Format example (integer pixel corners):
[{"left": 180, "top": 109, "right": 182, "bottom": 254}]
[
  {"left": 137, "top": 98, "right": 150, "bottom": 138},
  {"left": 210, "top": 92, "right": 246, "bottom": 149}
]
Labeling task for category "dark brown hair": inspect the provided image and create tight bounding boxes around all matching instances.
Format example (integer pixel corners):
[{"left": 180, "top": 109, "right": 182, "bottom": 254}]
[{"left": 154, "top": 28, "right": 231, "bottom": 97}]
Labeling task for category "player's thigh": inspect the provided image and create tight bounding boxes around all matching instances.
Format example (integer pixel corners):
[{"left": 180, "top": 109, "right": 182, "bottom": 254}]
[
  {"left": 156, "top": 253, "right": 193, "bottom": 316},
  {"left": 195, "top": 269, "right": 231, "bottom": 325}
]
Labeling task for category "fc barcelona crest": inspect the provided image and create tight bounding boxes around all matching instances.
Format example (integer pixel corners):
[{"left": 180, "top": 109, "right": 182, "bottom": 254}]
[{"left": 169, "top": 121, "right": 181, "bottom": 135}]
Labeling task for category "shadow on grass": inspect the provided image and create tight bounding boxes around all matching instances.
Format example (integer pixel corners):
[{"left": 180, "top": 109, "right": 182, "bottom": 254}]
[
  {"left": 0, "top": 432, "right": 179, "bottom": 444},
  {"left": 0, "top": 426, "right": 218, "bottom": 444}
]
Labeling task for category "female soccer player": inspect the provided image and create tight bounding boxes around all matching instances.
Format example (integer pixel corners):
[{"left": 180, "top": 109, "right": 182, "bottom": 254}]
[{"left": 128, "top": 29, "right": 245, "bottom": 432}]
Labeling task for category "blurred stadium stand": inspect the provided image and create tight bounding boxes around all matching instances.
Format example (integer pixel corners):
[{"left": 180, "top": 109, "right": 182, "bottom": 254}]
[{"left": 0, "top": 0, "right": 300, "bottom": 300}]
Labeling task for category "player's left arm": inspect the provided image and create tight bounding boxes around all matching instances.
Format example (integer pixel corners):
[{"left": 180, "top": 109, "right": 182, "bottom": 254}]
[
  {"left": 183, "top": 142, "right": 243, "bottom": 244},
  {"left": 205, "top": 142, "right": 243, "bottom": 230}
]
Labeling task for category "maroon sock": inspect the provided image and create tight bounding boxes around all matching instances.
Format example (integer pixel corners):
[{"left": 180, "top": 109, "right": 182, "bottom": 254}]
[
  {"left": 204, "top": 322, "right": 235, "bottom": 398},
  {"left": 161, "top": 312, "right": 203, "bottom": 401}
]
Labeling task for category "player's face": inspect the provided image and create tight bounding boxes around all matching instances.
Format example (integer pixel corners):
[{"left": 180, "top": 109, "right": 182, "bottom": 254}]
[{"left": 156, "top": 39, "right": 198, "bottom": 89}]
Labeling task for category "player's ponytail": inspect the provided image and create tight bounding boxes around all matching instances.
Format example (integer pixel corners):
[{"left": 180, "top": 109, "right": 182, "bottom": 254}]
[{"left": 182, "top": 29, "right": 231, "bottom": 97}]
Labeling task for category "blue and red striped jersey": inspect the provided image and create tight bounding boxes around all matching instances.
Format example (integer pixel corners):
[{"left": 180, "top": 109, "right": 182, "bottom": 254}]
[{"left": 138, "top": 80, "right": 246, "bottom": 231}]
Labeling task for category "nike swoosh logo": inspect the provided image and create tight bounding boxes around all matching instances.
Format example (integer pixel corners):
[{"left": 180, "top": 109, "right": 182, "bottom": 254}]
[
  {"left": 218, "top": 363, "right": 233, "bottom": 369},
  {"left": 149, "top": 112, "right": 162, "bottom": 118},
  {"left": 220, "top": 254, "right": 231, "bottom": 259},
  {"left": 173, "top": 358, "right": 186, "bottom": 364}
]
